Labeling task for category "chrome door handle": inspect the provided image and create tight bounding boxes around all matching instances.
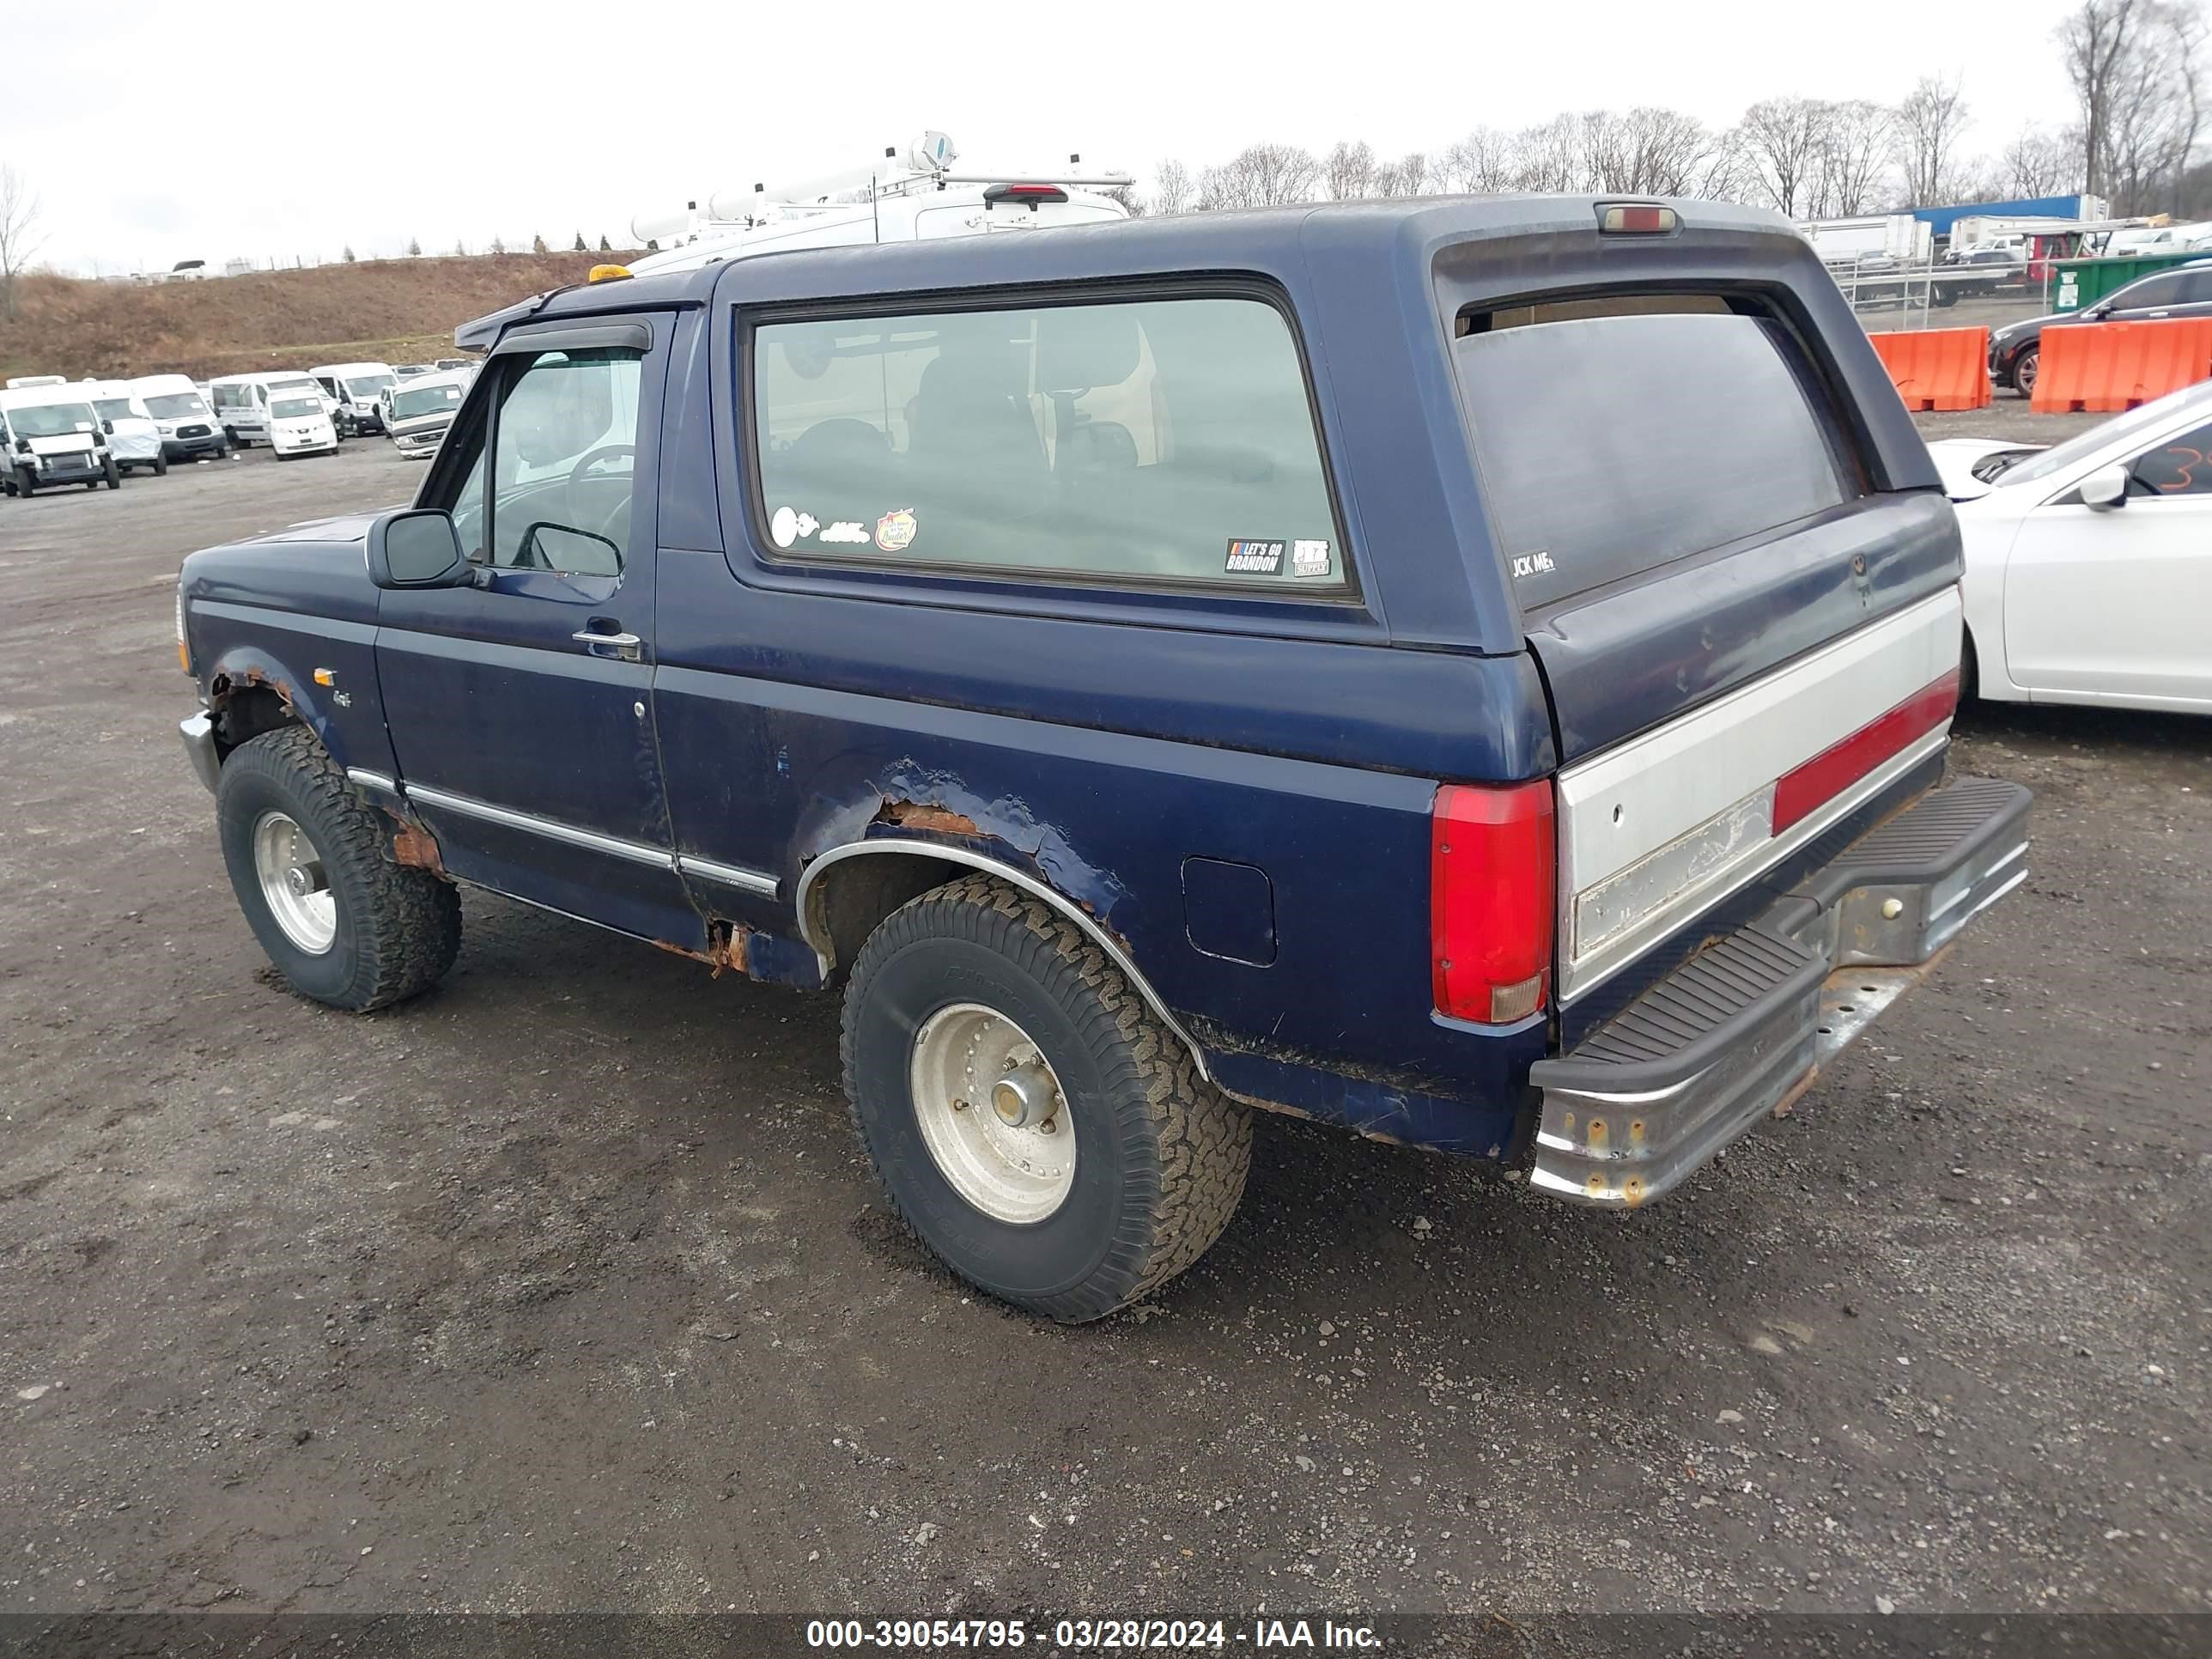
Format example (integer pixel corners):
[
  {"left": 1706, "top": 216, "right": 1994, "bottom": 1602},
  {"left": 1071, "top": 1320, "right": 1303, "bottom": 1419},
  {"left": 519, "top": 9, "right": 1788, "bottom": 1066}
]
[{"left": 573, "top": 629, "right": 643, "bottom": 662}]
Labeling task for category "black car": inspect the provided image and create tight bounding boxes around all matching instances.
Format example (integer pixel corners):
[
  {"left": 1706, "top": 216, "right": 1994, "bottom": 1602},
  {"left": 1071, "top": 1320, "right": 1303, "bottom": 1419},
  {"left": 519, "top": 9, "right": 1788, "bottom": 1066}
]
[{"left": 1990, "top": 258, "right": 2212, "bottom": 395}]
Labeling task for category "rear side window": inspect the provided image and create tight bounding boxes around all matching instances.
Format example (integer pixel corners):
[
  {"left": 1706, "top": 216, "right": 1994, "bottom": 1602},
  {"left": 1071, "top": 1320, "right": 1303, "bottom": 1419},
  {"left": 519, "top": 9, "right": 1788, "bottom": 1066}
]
[
  {"left": 1455, "top": 310, "right": 1852, "bottom": 608},
  {"left": 750, "top": 295, "right": 1346, "bottom": 591}
]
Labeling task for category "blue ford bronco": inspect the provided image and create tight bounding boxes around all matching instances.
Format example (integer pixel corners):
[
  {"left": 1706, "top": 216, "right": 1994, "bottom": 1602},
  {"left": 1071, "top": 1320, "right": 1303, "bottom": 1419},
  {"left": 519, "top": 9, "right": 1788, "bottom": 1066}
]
[{"left": 176, "top": 198, "right": 2030, "bottom": 1321}]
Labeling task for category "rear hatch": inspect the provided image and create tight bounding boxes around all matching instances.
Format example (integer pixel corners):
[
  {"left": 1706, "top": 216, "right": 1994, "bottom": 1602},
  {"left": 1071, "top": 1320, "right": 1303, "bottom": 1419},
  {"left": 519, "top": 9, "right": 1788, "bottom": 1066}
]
[{"left": 1437, "top": 207, "right": 1963, "bottom": 1036}]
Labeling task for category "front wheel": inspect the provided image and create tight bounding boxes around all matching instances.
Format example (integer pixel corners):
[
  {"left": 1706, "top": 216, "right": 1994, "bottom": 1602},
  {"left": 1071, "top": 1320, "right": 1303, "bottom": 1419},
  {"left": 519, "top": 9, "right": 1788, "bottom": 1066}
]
[
  {"left": 153, "top": 453, "right": 169, "bottom": 477},
  {"left": 216, "top": 726, "right": 461, "bottom": 1011},
  {"left": 842, "top": 874, "right": 1252, "bottom": 1322},
  {"left": 14, "top": 466, "right": 33, "bottom": 498},
  {"left": 103, "top": 458, "right": 120, "bottom": 489},
  {"left": 2013, "top": 345, "right": 2040, "bottom": 398}
]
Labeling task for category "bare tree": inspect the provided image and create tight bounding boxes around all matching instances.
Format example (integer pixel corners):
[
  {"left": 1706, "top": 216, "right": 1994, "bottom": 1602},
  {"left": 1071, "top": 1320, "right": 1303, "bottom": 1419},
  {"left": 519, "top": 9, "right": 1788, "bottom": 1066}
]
[
  {"left": 1895, "top": 74, "right": 1972, "bottom": 205},
  {"left": 1814, "top": 99, "right": 1896, "bottom": 214},
  {"left": 2057, "top": 0, "right": 2146, "bottom": 198},
  {"left": 340, "top": 243, "right": 357, "bottom": 264},
  {"left": 1151, "top": 159, "right": 1194, "bottom": 216},
  {"left": 2099, "top": 1, "right": 2208, "bottom": 211},
  {"left": 1322, "top": 140, "right": 1377, "bottom": 200},
  {"left": 0, "top": 162, "right": 45, "bottom": 320},
  {"left": 1199, "top": 143, "right": 1322, "bottom": 209},
  {"left": 1102, "top": 185, "right": 1146, "bottom": 217},
  {"left": 2000, "top": 127, "right": 2080, "bottom": 196},
  {"left": 489, "top": 234, "right": 508, "bottom": 256},
  {"left": 1735, "top": 97, "right": 1826, "bottom": 216},
  {"left": 1439, "top": 127, "right": 1520, "bottom": 192},
  {"left": 1372, "top": 150, "right": 1430, "bottom": 196},
  {"left": 1513, "top": 114, "right": 1586, "bottom": 191}
]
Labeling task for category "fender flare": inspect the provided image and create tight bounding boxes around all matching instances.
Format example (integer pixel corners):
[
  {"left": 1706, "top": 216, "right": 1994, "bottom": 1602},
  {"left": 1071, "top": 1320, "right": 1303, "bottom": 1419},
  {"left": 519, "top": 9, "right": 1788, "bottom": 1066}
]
[
  {"left": 793, "top": 839, "right": 1212, "bottom": 1083},
  {"left": 204, "top": 644, "right": 351, "bottom": 770}
]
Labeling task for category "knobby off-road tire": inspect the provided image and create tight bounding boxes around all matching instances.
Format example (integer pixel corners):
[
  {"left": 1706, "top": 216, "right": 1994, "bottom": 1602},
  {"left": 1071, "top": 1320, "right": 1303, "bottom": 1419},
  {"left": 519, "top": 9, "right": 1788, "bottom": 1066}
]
[
  {"left": 842, "top": 872, "right": 1251, "bottom": 1322},
  {"left": 216, "top": 726, "right": 460, "bottom": 1011}
]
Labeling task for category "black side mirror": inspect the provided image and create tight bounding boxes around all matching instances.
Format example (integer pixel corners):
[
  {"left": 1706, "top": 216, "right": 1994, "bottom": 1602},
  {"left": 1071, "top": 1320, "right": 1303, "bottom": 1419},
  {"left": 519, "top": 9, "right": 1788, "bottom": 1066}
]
[
  {"left": 520, "top": 520, "right": 622, "bottom": 577},
  {"left": 368, "top": 508, "right": 471, "bottom": 588},
  {"left": 100, "top": 419, "right": 114, "bottom": 435}
]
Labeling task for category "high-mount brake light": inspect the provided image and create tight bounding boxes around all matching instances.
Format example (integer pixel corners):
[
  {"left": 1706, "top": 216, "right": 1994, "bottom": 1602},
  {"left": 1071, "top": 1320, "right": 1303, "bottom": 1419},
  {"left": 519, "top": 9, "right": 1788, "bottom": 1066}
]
[
  {"left": 983, "top": 183, "right": 1069, "bottom": 205},
  {"left": 1597, "top": 203, "right": 1678, "bottom": 234},
  {"left": 1431, "top": 781, "right": 1556, "bottom": 1026}
]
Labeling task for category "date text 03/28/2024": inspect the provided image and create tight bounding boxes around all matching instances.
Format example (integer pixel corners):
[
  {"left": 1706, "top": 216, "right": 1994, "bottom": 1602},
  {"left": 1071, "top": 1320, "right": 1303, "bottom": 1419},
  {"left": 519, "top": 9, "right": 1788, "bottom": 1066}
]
[{"left": 804, "top": 1617, "right": 1382, "bottom": 1649}]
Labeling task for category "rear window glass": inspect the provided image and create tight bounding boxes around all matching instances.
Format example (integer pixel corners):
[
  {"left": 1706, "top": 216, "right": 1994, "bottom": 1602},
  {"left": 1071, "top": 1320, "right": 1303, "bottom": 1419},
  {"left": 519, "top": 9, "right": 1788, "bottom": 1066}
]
[
  {"left": 750, "top": 295, "right": 1345, "bottom": 592},
  {"left": 1455, "top": 310, "right": 1851, "bottom": 607}
]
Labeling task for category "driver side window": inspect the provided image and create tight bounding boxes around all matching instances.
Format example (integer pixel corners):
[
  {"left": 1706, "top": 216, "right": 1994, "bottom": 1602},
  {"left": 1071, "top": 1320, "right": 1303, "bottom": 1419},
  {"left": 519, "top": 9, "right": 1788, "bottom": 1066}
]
[
  {"left": 489, "top": 347, "right": 643, "bottom": 575},
  {"left": 2129, "top": 420, "right": 2212, "bottom": 496}
]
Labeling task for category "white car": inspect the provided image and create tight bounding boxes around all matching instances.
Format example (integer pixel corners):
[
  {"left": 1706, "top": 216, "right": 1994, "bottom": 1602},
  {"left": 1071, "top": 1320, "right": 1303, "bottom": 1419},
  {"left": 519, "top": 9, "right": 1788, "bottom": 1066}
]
[
  {"left": 1931, "top": 379, "right": 2212, "bottom": 714},
  {"left": 266, "top": 392, "right": 338, "bottom": 459}
]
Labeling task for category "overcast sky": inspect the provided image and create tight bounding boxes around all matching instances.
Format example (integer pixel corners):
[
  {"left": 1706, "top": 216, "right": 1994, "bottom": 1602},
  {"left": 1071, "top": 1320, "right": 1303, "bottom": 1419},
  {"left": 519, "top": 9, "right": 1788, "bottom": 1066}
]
[{"left": 7, "top": 0, "right": 2094, "bottom": 275}]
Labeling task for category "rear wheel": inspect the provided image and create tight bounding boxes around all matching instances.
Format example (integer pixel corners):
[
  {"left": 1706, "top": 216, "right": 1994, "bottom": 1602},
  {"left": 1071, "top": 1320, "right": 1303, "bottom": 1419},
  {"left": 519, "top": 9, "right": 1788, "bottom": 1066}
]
[
  {"left": 216, "top": 726, "right": 461, "bottom": 1011},
  {"left": 1960, "top": 629, "right": 1980, "bottom": 704},
  {"left": 153, "top": 453, "right": 169, "bottom": 477},
  {"left": 842, "top": 873, "right": 1251, "bottom": 1322},
  {"left": 2013, "top": 345, "right": 2040, "bottom": 398}
]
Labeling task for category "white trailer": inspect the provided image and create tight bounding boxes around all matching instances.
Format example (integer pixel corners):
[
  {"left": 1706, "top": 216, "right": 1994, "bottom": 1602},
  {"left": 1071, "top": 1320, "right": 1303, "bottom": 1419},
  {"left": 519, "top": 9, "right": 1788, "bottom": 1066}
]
[{"left": 1796, "top": 214, "right": 1932, "bottom": 266}]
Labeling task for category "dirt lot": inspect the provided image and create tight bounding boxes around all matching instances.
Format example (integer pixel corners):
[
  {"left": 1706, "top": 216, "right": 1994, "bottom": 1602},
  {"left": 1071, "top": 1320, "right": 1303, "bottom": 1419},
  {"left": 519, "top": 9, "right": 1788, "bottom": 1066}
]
[{"left": 0, "top": 432, "right": 2206, "bottom": 1639}]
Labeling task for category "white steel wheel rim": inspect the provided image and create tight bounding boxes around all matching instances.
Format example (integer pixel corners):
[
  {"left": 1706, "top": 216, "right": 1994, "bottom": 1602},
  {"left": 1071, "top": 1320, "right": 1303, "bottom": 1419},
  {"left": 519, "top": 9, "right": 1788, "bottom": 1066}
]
[
  {"left": 908, "top": 1001, "right": 1076, "bottom": 1224},
  {"left": 252, "top": 810, "right": 337, "bottom": 955}
]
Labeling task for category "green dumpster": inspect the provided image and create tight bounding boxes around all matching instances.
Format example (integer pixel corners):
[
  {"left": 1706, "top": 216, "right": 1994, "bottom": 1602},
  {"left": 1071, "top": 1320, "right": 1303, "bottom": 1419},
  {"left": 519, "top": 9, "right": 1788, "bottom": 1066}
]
[{"left": 2051, "top": 252, "right": 2207, "bottom": 312}]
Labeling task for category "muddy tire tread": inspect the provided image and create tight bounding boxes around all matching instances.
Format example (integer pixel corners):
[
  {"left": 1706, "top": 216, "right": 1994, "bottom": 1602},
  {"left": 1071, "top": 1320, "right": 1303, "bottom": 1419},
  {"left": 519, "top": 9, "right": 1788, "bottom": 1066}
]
[
  {"left": 222, "top": 726, "right": 460, "bottom": 1010},
  {"left": 842, "top": 872, "right": 1250, "bottom": 1321}
]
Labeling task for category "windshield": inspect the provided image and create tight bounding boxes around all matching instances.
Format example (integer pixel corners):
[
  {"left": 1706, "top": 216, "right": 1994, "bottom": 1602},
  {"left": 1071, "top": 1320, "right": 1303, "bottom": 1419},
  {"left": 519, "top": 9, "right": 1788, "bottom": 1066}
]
[
  {"left": 1993, "top": 394, "right": 2211, "bottom": 488},
  {"left": 267, "top": 380, "right": 319, "bottom": 399},
  {"left": 393, "top": 383, "right": 463, "bottom": 420},
  {"left": 143, "top": 392, "right": 208, "bottom": 419},
  {"left": 345, "top": 374, "right": 395, "bottom": 398},
  {"left": 270, "top": 397, "right": 322, "bottom": 419},
  {"left": 93, "top": 398, "right": 137, "bottom": 421},
  {"left": 8, "top": 404, "right": 98, "bottom": 438}
]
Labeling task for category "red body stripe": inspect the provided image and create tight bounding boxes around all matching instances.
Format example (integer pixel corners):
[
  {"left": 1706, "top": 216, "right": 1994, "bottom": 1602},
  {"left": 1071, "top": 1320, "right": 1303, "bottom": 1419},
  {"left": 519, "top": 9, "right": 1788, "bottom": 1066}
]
[{"left": 1771, "top": 671, "right": 1960, "bottom": 834}]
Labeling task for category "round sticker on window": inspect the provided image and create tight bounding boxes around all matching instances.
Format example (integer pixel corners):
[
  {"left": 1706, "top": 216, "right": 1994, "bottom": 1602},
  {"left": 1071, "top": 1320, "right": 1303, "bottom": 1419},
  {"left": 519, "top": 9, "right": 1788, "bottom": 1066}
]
[{"left": 875, "top": 507, "right": 917, "bottom": 552}]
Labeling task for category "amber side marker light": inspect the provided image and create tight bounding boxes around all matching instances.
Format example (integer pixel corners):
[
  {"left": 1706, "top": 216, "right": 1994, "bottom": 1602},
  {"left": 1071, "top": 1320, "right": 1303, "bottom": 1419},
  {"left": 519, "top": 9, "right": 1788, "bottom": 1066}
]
[
  {"left": 587, "top": 264, "right": 634, "bottom": 283},
  {"left": 1597, "top": 203, "right": 1678, "bottom": 234}
]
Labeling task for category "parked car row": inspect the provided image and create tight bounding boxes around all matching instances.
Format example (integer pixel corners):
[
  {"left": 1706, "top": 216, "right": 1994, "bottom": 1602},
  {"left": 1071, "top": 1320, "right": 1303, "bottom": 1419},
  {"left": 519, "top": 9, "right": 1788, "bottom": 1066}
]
[
  {"left": 1987, "top": 258, "right": 2212, "bottom": 397},
  {"left": 2, "top": 358, "right": 479, "bottom": 498}
]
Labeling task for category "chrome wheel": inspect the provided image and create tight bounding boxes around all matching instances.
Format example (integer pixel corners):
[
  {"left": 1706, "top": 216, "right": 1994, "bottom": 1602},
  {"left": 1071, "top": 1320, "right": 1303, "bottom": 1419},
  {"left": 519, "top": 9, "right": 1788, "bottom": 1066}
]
[
  {"left": 908, "top": 1002, "right": 1075, "bottom": 1224},
  {"left": 252, "top": 810, "right": 337, "bottom": 955}
]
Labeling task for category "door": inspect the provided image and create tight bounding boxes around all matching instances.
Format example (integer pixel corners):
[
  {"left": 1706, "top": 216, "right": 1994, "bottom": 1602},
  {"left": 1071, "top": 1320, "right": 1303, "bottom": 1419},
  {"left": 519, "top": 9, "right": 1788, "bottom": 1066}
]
[
  {"left": 2104, "top": 270, "right": 2191, "bottom": 321},
  {"left": 2004, "top": 416, "right": 2212, "bottom": 709},
  {"left": 373, "top": 317, "right": 700, "bottom": 943}
]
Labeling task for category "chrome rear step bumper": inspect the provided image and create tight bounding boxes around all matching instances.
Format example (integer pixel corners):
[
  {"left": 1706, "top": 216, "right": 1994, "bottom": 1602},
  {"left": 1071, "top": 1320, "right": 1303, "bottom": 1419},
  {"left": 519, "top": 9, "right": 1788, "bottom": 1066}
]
[{"left": 1528, "top": 775, "right": 2029, "bottom": 1208}]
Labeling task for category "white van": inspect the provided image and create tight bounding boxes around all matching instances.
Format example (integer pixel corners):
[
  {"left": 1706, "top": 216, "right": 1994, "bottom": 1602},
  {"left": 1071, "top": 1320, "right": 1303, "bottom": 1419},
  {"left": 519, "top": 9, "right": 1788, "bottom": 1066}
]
[
  {"left": 208, "top": 371, "right": 336, "bottom": 447},
  {"left": 0, "top": 385, "right": 119, "bottom": 495},
  {"left": 266, "top": 387, "right": 338, "bottom": 459},
  {"left": 82, "top": 380, "right": 168, "bottom": 476},
  {"left": 129, "top": 374, "right": 231, "bottom": 462},
  {"left": 310, "top": 361, "right": 398, "bottom": 436},
  {"left": 385, "top": 368, "right": 471, "bottom": 459}
]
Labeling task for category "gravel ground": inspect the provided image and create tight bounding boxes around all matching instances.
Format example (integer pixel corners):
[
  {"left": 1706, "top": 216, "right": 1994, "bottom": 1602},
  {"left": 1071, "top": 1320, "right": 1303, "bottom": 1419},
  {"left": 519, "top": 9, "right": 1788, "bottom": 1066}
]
[{"left": 0, "top": 434, "right": 2205, "bottom": 1634}]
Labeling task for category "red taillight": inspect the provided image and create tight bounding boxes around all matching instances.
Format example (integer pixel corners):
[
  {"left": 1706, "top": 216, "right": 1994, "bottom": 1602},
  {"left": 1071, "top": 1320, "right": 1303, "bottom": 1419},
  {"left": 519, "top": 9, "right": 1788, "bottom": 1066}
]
[{"left": 1431, "top": 780, "right": 1555, "bottom": 1025}]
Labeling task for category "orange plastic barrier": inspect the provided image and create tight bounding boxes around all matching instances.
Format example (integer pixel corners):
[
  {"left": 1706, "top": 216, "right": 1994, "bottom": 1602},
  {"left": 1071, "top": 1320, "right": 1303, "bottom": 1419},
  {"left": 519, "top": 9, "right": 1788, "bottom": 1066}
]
[
  {"left": 1868, "top": 326, "right": 1991, "bottom": 412},
  {"left": 2031, "top": 318, "right": 2212, "bottom": 414}
]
